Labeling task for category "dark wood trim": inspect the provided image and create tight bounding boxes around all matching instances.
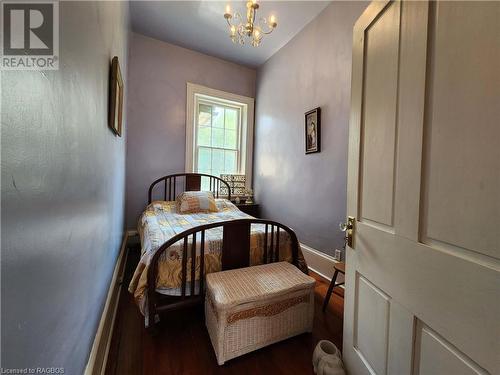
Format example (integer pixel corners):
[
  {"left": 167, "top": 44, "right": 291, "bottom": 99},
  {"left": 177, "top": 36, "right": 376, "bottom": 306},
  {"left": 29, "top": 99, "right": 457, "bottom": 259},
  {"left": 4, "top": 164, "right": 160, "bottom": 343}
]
[
  {"left": 222, "top": 221, "right": 251, "bottom": 270},
  {"left": 148, "top": 173, "right": 232, "bottom": 203}
]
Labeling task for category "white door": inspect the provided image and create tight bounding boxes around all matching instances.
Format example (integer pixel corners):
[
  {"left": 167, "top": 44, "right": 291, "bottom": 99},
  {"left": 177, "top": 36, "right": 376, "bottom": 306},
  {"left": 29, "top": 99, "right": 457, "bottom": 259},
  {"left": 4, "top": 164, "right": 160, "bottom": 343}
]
[{"left": 343, "top": 1, "right": 500, "bottom": 374}]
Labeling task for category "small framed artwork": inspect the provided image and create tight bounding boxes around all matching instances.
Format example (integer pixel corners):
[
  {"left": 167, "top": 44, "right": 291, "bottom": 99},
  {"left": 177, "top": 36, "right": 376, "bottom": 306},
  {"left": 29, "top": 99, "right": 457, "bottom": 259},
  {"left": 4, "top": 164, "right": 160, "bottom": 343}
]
[
  {"left": 109, "top": 56, "right": 123, "bottom": 136},
  {"left": 305, "top": 107, "right": 321, "bottom": 154},
  {"left": 220, "top": 174, "right": 246, "bottom": 197}
]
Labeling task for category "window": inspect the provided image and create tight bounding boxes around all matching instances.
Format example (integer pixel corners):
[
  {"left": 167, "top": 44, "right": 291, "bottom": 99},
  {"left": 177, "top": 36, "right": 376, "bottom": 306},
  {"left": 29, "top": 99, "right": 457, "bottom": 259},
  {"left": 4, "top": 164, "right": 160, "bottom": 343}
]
[
  {"left": 186, "top": 83, "right": 254, "bottom": 190},
  {"left": 196, "top": 101, "right": 240, "bottom": 177}
]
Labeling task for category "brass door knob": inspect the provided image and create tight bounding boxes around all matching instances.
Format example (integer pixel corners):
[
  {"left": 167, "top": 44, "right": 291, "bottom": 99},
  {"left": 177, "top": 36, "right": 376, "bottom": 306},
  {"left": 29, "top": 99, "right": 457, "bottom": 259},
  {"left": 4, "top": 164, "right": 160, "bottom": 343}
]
[
  {"left": 339, "top": 216, "right": 355, "bottom": 248},
  {"left": 339, "top": 221, "right": 353, "bottom": 232}
]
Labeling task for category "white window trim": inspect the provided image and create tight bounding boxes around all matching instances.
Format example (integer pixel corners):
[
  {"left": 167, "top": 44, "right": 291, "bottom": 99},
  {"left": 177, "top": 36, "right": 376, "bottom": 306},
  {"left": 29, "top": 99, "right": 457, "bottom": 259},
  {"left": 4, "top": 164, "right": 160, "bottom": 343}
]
[{"left": 185, "top": 82, "right": 255, "bottom": 190}]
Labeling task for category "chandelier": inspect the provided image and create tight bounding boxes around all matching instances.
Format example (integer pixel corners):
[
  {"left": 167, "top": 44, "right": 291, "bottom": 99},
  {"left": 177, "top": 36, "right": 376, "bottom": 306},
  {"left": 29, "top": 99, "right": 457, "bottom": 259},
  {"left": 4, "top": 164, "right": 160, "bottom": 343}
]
[{"left": 224, "top": 1, "right": 277, "bottom": 47}]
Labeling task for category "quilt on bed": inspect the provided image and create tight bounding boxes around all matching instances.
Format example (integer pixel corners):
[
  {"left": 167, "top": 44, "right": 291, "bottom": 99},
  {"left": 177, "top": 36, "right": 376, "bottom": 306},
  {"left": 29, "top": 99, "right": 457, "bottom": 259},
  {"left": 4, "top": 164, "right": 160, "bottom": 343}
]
[{"left": 128, "top": 199, "right": 308, "bottom": 315}]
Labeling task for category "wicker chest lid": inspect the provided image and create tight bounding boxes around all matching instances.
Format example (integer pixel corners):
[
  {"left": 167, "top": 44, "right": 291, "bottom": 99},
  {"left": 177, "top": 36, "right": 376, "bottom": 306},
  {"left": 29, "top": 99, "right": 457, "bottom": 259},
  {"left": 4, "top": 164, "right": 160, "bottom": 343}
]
[{"left": 206, "top": 262, "right": 315, "bottom": 309}]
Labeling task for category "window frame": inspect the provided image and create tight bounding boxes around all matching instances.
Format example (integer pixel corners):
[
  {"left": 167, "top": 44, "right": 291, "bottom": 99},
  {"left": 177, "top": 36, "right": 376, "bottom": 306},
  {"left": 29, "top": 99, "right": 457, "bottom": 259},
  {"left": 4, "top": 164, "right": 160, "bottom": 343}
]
[{"left": 185, "top": 83, "right": 254, "bottom": 190}]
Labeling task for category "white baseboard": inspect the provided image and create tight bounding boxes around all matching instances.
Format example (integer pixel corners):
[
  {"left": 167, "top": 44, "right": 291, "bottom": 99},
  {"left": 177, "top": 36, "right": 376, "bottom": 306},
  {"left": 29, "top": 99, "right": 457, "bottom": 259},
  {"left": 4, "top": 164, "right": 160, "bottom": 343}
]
[
  {"left": 300, "top": 243, "right": 345, "bottom": 284},
  {"left": 84, "top": 232, "right": 129, "bottom": 375}
]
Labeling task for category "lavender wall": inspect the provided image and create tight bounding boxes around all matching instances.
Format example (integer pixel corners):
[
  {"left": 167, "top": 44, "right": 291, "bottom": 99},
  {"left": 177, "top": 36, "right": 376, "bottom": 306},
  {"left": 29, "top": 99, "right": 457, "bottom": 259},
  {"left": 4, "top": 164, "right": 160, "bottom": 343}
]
[
  {"left": 254, "top": 2, "right": 368, "bottom": 256},
  {"left": 1, "top": 2, "right": 129, "bottom": 373},
  {"left": 125, "top": 33, "right": 256, "bottom": 229}
]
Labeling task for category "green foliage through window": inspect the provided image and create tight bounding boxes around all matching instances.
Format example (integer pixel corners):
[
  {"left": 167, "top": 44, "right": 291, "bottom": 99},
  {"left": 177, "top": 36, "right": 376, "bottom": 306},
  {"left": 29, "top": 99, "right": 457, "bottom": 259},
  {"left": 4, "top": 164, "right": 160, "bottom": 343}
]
[{"left": 196, "top": 101, "right": 241, "bottom": 178}]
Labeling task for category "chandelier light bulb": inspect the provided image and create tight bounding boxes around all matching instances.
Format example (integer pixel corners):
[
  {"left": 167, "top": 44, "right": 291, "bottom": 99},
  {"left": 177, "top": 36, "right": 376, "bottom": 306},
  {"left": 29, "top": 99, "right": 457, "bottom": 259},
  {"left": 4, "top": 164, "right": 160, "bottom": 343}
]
[{"left": 225, "top": 5, "right": 231, "bottom": 14}]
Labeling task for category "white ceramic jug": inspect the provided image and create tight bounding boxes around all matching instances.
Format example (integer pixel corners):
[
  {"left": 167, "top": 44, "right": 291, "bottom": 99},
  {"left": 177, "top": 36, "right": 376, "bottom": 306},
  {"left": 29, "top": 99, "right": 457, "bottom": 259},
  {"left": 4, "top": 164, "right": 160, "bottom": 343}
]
[
  {"left": 312, "top": 340, "right": 342, "bottom": 373},
  {"left": 317, "top": 355, "right": 345, "bottom": 375}
]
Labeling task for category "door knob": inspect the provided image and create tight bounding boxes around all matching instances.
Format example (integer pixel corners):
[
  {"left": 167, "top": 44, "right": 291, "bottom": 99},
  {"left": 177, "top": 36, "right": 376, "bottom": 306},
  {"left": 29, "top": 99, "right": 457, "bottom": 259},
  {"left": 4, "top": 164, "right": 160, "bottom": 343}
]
[{"left": 339, "top": 216, "right": 355, "bottom": 248}]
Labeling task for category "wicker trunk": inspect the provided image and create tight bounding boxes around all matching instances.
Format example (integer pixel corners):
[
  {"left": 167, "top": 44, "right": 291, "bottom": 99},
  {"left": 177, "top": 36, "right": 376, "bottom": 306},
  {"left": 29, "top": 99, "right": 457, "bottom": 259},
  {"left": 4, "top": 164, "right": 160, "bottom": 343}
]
[{"left": 205, "top": 262, "right": 315, "bottom": 365}]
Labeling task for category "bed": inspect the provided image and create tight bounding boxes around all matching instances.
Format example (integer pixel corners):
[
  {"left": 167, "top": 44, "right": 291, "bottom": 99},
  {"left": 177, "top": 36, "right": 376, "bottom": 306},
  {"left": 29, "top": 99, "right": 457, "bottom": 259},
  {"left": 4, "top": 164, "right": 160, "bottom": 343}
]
[{"left": 128, "top": 173, "right": 308, "bottom": 329}]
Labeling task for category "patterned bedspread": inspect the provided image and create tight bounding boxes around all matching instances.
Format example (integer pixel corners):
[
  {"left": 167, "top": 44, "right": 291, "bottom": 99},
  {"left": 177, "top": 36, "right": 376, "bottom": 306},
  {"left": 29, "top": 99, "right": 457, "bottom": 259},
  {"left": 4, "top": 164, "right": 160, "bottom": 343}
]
[{"left": 128, "top": 199, "right": 308, "bottom": 316}]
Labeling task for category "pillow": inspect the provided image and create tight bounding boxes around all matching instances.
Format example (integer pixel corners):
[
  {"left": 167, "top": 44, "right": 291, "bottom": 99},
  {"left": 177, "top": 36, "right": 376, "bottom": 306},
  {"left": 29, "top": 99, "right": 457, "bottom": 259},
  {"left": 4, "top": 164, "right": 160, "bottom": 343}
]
[{"left": 176, "top": 191, "right": 218, "bottom": 213}]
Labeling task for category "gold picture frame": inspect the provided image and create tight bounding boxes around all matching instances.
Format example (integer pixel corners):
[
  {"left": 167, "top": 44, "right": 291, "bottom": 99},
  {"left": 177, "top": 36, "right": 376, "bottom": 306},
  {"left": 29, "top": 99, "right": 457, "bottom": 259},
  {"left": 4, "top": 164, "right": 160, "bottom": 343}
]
[{"left": 109, "top": 56, "right": 123, "bottom": 136}]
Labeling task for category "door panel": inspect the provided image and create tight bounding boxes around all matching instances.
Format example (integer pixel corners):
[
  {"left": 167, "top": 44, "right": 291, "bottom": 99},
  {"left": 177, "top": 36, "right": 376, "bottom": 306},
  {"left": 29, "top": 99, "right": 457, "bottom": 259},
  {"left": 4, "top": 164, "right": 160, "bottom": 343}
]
[
  {"left": 344, "top": 1, "right": 500, "bottom": 374},
  {"left": 360, "top": 0, "right": 400, "bottom": 227},
  {"left": 420, "top": 1, "right": 500, "bottom": 259},
  {"left": 393, "top": 0, "right": 428, "bottom": 241},
  {"left": 354, "top": 275, "right": 390, "bottom": 375},
  {"left": 414, "top": 322, "right": 488, "bottom": 375}
]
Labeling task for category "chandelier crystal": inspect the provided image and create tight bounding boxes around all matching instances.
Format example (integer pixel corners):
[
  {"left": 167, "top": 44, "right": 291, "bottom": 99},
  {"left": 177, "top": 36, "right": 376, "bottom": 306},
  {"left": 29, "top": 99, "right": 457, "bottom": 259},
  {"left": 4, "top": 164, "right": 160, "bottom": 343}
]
[{"left": 224, "top": 1, "right": 277, "bottom": 47}]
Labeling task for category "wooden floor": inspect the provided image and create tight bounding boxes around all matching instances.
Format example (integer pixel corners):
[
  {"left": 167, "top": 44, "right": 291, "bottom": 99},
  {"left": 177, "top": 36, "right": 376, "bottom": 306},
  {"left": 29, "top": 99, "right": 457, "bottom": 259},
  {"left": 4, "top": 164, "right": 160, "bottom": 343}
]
[{"left": 106, "top": 247, "right": 344, "bottom": 375}]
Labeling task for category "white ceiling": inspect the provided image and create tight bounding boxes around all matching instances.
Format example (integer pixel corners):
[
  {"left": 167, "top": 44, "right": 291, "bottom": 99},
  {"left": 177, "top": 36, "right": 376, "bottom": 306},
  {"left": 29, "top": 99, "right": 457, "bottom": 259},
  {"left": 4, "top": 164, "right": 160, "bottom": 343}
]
[{"left": 130, "top": 1, "right": 330, "bottom": 68}]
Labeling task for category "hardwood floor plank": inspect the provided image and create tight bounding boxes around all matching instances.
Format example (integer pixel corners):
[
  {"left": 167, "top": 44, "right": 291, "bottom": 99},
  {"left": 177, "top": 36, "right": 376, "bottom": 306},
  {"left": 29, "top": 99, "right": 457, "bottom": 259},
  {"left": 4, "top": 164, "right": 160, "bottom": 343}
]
[{"left": 106, "top": 249, "right": 344, "bottom": 375}]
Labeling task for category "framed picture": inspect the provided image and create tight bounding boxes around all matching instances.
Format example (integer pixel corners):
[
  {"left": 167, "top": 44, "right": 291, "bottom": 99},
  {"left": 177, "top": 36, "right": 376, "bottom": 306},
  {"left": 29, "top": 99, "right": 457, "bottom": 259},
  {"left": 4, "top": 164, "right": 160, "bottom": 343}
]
[
  {"left": 305, "top": 107, "right": 321, "bottom": 154},
  {"left": 220, "top": 174, "right": 246, "bottom": 197},
  {"left": 109, "top": 56, "right": 123, "bottom": 136}
]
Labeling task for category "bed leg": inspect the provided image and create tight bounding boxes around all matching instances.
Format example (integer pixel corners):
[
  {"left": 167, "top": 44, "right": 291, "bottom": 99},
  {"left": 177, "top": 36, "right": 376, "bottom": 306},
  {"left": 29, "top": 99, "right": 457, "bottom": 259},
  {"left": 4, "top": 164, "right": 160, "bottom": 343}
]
[{"left": 147, "top": 304, "right": 159, "bottom": 335}]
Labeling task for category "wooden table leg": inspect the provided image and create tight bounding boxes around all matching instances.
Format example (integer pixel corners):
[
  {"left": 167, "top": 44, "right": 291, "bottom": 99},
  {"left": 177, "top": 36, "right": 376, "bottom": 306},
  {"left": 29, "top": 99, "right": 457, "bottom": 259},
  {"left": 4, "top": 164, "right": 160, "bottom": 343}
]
[{"left": 322, "top": 269, "right": 339, "bottom": 312}]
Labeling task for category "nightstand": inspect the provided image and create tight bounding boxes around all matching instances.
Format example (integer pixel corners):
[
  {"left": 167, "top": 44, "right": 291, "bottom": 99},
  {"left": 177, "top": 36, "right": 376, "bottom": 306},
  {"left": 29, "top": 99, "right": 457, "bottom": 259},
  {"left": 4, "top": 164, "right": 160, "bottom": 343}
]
[{"left": 235, "top": 202, "right": 260, "bottom": 217}]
